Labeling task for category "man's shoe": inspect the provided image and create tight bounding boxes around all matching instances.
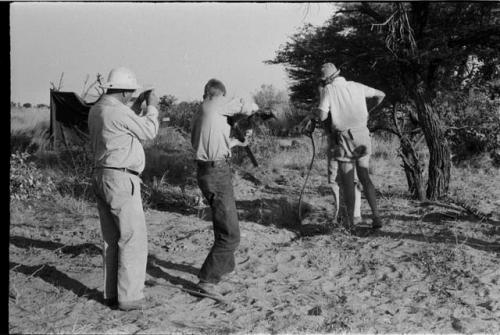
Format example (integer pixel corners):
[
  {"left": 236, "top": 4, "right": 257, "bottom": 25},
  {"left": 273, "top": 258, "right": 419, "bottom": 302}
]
[
  {"left": 372, "top": 217, "right": 384, "bottom": 229},
  {"left": 353, "top": 216, "right": 364, "bottom": 226},
  {"left": 104, "top": 297, "right": 118, "bottom": 309},
  {"left": 118, "top": 298, "right": 147, "bottom": 311}
]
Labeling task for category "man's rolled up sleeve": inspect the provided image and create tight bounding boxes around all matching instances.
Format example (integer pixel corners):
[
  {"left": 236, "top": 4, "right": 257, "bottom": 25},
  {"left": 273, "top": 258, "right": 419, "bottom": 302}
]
[
  {"left": 121, "top": 106, "right": 159, "bottom": 141},
  {"left": 362, "top": 84, "right": 378, "bottom": 98},
  {"left": 317, "top": 86, "right": 330, "bottom": 121}
]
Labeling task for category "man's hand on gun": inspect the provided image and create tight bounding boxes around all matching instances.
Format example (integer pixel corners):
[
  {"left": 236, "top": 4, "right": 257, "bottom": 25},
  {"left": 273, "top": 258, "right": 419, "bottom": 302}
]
[
  {"left": 297, "top": 114, "right": 318, "bottom": 136},
  {"left": 230, "top": 129, "right": 253, "bottom": 148},
  {"left": 132, "top": 89, "right": 158, "bottom": 115},
  {"left": 144, "top": 90, "right": 159, "bottom": 109}
]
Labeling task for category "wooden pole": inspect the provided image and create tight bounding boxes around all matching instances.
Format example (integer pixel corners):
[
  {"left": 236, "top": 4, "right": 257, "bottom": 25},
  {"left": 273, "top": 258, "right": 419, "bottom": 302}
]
[{"left": 49, "top": 90, "right": 59, "bottom": 149}]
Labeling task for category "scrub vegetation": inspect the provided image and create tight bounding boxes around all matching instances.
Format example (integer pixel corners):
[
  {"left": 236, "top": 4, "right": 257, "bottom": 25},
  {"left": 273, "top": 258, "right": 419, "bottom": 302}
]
[
  {"left": 9, "top": 87, "right": 500, "bottom": 332},
  {"left": 9, "top": 3, "right": 500, "bottom": 333}
]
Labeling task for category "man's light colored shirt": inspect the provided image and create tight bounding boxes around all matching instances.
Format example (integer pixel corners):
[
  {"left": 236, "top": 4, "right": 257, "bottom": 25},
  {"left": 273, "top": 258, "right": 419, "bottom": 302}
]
[
  {"left": 318, "top": 76, "right": 378, "bottom": 131},
  {"left": 88, "top": 95, "right": 159, "bottom": 173},
  {"left": 191, "top": 97, "right": 257, "bottom": 161}
]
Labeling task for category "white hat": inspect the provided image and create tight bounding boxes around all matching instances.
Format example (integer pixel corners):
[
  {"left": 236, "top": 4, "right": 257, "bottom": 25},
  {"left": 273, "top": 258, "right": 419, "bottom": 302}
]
[
  {"left": 321, "top": 63, "right": 341, "bottom": 80},
  {"left": 101, "top": 67, "right": 141, "bottom": 90}
]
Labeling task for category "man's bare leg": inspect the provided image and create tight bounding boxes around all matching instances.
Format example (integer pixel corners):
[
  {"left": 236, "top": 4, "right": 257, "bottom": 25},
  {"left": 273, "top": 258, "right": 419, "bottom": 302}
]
[
  {"left": 328, "top": 148, "right": 361, "bottom": 223},
  {"left": 353, "top": 169, "right": 362, "bottom": 219},
  {"left": 330, "top": 182, "right": 340, "bottom": 220},
  {"left": 331, "top": 179, "right": 362, "bottom": 222},
  {"left": 337, "top": 161, "right": 356, "bottom": 225},
  {"left": 328, "top": 147, "right": 343, "bottom": 221},
  {"left": 355, "top": 156, "right": 382, "bottom": 228}
]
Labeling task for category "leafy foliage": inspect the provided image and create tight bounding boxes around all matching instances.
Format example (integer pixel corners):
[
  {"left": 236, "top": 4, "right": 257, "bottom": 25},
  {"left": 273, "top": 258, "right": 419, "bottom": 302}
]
[
  {"left": 158, "top": 94, "right": 178, "bottom": 121},
  {"left": 10, "top": 152, "right": 56, "bottom": 201},
  {"left": 437, "top": 88, "right": 500, "bottom": 165},
  {"left": 269, "top": 2, "right": 500, "bottom": 106},
  {"left": 252, "top": 84, "right": 313, "bottom": 136},
  {"left": 159, "top": 94, "right": 177, "bottom": 111},
  {"left": 268, "top": 2, "right": 500, "bottom": 199},
  {"left": 161, "top": 100, "right": 201, "bottom": 133},
  {"left": 253, "top": 85, "right": 288, "bottom": 112}
]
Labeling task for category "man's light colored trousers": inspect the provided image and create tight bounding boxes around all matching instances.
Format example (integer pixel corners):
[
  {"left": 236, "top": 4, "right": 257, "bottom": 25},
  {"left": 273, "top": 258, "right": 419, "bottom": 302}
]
[{"left": 92, "top": 169, "right": 147, "bottom": 304}]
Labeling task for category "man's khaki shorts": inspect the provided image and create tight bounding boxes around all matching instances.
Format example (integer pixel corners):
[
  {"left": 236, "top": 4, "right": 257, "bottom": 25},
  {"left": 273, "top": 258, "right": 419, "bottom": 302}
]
[{"left": 328, "top": 126, "right": 372, "bottom": 163}]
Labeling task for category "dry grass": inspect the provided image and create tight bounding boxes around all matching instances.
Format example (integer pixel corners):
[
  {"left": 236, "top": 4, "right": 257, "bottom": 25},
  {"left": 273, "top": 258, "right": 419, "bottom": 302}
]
[
  {"left": 10, "top": 107, "right": 197, "bottom": 206},
  {"left": 449, "top": 164, "right": 500, "bottom": 215},
  {"left": 11, "top": 107, "right": 50, "bottom": 132},
  {"left": 10, "top": 103, "right": 499, "bottom": 216},
  {"left": 9, "top": 106, "right": 500, "bottom": 333},
  {"left": 11, "top": 107, "right": 51, "bottom": 152}
]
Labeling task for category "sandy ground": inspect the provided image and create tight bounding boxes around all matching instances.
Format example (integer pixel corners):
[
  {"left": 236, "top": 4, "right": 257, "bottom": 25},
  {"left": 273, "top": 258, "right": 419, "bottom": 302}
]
[{"left": 9, "top": 165, "right": 500, "bottom": 334}]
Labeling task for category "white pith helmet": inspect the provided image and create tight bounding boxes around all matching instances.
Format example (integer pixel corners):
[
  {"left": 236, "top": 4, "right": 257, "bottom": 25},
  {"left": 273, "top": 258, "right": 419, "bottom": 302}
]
[
  {"left": 101, "top": 67, "right": 141, "bottom": 90},
  {"left": 321, "top": 63, "right": 340, "bottom": 80}
]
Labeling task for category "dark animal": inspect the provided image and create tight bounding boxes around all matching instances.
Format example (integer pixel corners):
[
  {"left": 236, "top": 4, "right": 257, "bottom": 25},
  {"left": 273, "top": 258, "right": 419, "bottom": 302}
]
[{"left": 227, "top": 109, "right": 276, "bottom": 167}]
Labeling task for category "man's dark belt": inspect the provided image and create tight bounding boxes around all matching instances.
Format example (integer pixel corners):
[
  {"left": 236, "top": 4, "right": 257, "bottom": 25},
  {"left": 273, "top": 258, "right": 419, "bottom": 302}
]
[
  {"left": 196, "top": 159, "right": 229, "bottom": 168},
  {"left": 96, "top": 166, "right": 141, "bottom": 176}
]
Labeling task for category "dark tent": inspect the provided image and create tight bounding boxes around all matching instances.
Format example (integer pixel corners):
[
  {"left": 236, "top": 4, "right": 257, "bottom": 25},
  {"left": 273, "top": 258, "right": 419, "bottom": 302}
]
[{"left": 50, "top": 90, "right": 97, "bottom": 146}]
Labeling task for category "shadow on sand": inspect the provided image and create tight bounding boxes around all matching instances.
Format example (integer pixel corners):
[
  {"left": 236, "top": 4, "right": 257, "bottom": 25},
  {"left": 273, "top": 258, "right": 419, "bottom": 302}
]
[
  {"left": 236, "top": 197, "right": 338, "bottom": 237},
  {"left": 146, "top": 254, "right": 200, "bottom": 291},
  {"left": 10, "top": 261, "right": 104, "bottom": 304},
  {"left": 350, "top": 225, "right": 500, "bottom": 253},
  {"left": 236, "top": 196, "right": 500, "bottom": 253},
  {"left": 10, "top": 235, "right": 203, "bottom": 304},
  {"left": 10, "top": 235, "right": 102, "bottom": 258}
]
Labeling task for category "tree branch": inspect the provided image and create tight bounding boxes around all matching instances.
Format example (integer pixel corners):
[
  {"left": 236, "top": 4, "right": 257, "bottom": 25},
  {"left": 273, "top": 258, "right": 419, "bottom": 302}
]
[
  {"left": 358, "top": 3, "right": 386, "bottom": 23},
  {"left": 391, "top": 103, "right": 403, "bottom": 137}
]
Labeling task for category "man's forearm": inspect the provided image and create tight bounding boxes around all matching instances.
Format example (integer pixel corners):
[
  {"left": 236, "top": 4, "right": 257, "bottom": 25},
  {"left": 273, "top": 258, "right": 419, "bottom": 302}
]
[
  {"left": 229, "top": 137, "right": 245, "bottom": 148},
  {"left": 316, "top": 107, "right": 329, "bottom": 122},
  {"left": 127, "top": 105, "right": 159, "bottom": 141}
]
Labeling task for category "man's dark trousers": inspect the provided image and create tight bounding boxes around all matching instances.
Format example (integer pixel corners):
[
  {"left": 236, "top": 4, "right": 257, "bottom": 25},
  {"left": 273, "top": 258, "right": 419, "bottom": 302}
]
[{"left": 197, "top": 160, "right": 240, "bottom": 284}]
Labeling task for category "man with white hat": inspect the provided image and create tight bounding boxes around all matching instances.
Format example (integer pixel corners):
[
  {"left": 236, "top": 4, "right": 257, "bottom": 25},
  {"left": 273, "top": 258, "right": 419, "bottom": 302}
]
[
  {"left": 88, "top": 67, "right": 159, "bottom": 311},
  {"left": 299, "top": 64, "right": 363, "bottom": 225},
  {"left": 301, "top": 63, "right": 386, "bottom": 229}
]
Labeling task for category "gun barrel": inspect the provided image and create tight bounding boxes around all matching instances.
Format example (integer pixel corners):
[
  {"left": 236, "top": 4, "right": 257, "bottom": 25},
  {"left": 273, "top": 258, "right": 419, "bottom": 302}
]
[
  {"left": 245, "top": 146, "right": 259, "bottom": 167},
  {"left": 233, "top": 125, "right": 259, "bottom": 167}
]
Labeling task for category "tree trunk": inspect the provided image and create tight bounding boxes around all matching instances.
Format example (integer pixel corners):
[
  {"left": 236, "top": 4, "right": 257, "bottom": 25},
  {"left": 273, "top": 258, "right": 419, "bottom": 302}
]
[
  {"left": 399, "top": 135, "right": 426, "bottom": 200},
  {"left": 413, "top": 90, "right": 451, "bottom": 200}
]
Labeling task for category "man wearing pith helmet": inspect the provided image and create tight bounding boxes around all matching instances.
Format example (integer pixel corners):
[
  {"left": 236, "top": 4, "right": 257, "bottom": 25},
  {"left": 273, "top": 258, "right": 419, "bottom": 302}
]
[
  {"left": 318, "top": 63, "right": 363, "bottom": 224},
  {"left": 88, "top": 67, "right": 159, "bottom": 311},
  {"left": 316, "top": 62, "right": 386, "bottom": 229}
]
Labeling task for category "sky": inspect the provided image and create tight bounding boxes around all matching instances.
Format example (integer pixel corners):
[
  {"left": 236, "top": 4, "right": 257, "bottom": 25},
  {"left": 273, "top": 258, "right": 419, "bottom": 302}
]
[{"left": 11, "top": 2, "right": 336, "bottom": 105}]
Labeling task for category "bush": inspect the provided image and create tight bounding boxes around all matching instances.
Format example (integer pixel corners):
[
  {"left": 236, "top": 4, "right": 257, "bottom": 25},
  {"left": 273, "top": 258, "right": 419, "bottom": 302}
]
[
  {"left": 252, "top": 85, "right": 314, "bottom": 136},
  {"left": 253, "top": 84, "right": 288, "bottom": 111},
  {"left": 158, "top": 95, "right": 177, "bottom": 113},
  {"left": 163, "top": 101, "right": 201, "bottom": 133},
  {"left": 50, "top": 147, "right": 95, "bottom": 200},
  {"left": 436, "top": 88, "right": 500, "bottom": 165},
  {"left": 11, "top": 106, "right": 51, "bottom": 153},
  {"left": 143, "top": 126, "right": 196, "bottom": 189},
  {"left": 10, "top": 152, "right": 56, "bottom": 201}
]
